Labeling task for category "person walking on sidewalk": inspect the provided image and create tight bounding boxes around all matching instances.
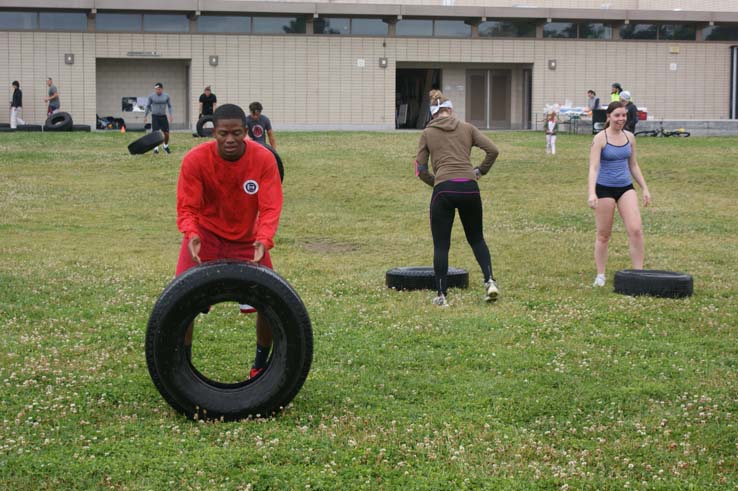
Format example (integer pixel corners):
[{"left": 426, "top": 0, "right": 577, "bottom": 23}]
[{"left": 9, "top": 81, "right": 25, "bottom": 128}]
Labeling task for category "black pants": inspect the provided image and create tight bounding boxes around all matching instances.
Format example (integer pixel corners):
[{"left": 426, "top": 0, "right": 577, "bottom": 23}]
[{"left": 430, "top": 180, "right": 493, "bottom": 295}]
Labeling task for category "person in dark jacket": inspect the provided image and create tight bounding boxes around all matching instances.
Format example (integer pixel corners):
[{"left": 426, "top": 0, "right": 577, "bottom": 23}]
[
  {"left": 620, "top": 91, "right": 638, "bottom": 133},
  {"left": 9, "top": 81, "right": 25, "bottom": 128}
]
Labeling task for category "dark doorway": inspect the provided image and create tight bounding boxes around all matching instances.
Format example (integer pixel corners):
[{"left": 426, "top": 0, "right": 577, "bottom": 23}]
[{"left": 396, "top": 68, "right": 441, "bottom": 129}]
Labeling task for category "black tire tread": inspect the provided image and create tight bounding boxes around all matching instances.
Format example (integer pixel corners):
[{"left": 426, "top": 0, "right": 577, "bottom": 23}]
[
  {"left": 128, "top": 131, "right": 165, "bottom": 154},
  {"left": 196, "top": 115, "right": 214, "bottom": 137},
  {"left": 386, "top": 266, "right": 469, "bottom": 291},
  {"left": 44, "top": 112, "right": 74, "bottom": 131},
  {"left": 613, "top": 269, "right": 693, "bottom": 298},
  {"left": 145, "top": 261, "right": 312, "bottom": 420}
]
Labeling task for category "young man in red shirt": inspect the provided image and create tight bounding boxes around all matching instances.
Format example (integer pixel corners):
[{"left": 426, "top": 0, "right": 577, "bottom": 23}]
[{"left": 176, "top": 103, "right": 283, "bottom": 379}]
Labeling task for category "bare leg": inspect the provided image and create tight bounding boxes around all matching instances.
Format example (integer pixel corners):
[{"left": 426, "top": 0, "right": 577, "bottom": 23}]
[
  {"left": 616, "top": 190, "right": 645, "bottom": 269},
  {"left": 256, "top": 314, "right": 272, "bottom": 348},
  {"left": 164, "top": 131, "right": 170, "bottom": 145},
  {"left": 594, "top": 198, "right": 616, "bottom": 275}
]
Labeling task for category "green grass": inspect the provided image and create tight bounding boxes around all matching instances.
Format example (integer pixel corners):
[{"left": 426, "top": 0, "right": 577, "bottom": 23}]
[{"left": 1, "top": 130, "right": 737, "bottom": 490}]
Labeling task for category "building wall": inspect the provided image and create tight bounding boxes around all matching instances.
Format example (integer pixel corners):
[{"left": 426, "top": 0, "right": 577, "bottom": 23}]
[
  {"left": 96, "top": 58, "right": 189, "bottom": 127},
  {"left": 0, "top": 31, "right": 733, "bottom": 129},
  {"left": 0, "top": 31, "right": 96, "bottom": 126}
]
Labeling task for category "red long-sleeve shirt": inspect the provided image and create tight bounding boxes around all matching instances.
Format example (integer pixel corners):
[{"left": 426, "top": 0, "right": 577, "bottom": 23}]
[{"left": 176, "top": 140, "right": 283, "bottom": 249}]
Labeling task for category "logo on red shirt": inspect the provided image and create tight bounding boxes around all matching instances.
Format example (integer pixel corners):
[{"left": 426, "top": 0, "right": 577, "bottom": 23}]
[{"left": 243, "top": 180, "right": 259, "bottom": 195}]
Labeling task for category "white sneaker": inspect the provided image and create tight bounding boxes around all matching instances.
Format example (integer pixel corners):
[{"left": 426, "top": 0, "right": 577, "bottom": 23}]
[
  {"left": 431, "top": 294, "right": 449, "bottom": 307},
  {"left": 153, "top": 146, "right": 159, "bottom": 154},
  {"left": 484, "top": 279, "right": 499, "bottom": 302},
  {"left": 593, "top": 274, "right": 606, "bottom": 287}
]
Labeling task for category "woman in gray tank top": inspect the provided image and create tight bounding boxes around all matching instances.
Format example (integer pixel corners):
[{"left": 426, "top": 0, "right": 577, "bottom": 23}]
[{"left": 587, "top": 101, "right": 652, "bottom": 288}]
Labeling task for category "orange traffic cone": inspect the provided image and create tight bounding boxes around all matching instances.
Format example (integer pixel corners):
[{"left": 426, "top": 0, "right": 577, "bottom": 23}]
[{"left": 120, "top": 125, "right": 126, "bottom": 134}]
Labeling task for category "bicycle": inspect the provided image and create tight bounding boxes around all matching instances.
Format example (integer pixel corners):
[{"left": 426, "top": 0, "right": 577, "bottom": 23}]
[{"left": 634, "top": 121, "right": 690, "bottom": 138}]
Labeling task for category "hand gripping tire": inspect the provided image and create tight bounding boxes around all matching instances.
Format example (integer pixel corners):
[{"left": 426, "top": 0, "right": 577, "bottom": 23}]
[
  {"left": 128, "top": 131, "right": 165, "bottom": 155},
  {"left": 613, "top": 269, "right": 693, "bottom": 298},
  {"left": 196, "top": 115, "right": 214, "bottom": 137},
  {"left": 44, "top": 112, "right": 74, "bottom": 131},
  {"left": 263, "top": 144, "right": 285, "bottom": 183},
  {"left": 146, "top": 261, "right": 313, "bottom": 421},
  {"left": 386, "top": 266, "right": 469, "bottom": 291}
]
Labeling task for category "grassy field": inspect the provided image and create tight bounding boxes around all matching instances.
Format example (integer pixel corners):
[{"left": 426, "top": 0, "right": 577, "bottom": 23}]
[{"left": 1, "top": 129, "right": 737, "bottom": 490}]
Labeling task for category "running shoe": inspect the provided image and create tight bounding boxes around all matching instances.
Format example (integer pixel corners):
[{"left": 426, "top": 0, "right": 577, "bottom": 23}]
[
  {"left": 485, "top": 279, "right": 499, "bottom": 302},
  {"left": 163, "top": 146, "right": 171, "bottom": 154},
  {"left": 593, "top": 274, "right": 606, "bottom": 287},
  {"left": 153, "top": 146, "right": 159, "bottom": 154},
  {"left": 431, "top": 294, "right": 449, "bottom": 307}
]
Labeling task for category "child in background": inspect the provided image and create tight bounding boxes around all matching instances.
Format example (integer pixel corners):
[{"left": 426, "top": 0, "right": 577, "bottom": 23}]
[{"left": 544, "top": 108, "right": 559, "bottom": 156}]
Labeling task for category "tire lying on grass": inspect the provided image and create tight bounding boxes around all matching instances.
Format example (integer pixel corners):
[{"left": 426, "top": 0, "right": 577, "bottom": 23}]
[
  {"left": 196, "top": 115, "right": 214, "bottom": 137},
  {"left": 386, "top": 266, "right": 469, "bottom": 291},
  {"left": 146, "top": 260, "right": 313, "bottom": 421},
  {"left": 128, "top": 130, "right": 165, "bottom": 155},
  {"left": 17, "top": 124, "right": 43, "bottom": 132},
  {"left": 613, "top": 269, "right": 693, "bottom": 298},
  {"left": 72, "top": 124, "right": 91, "bottom": 132},
  {"left": 44, "top": 112, "right": 74, "bottom": 131}
]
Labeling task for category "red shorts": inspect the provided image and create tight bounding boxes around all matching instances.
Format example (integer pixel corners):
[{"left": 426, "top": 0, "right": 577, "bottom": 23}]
[{"left": 175, "top": 226, "right": 273, "bottom": 313}]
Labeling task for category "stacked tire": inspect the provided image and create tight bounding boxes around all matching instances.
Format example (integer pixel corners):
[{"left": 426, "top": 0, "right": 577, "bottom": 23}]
[{"left": 44, "top": 112, "right": 74, "bottom": 132}]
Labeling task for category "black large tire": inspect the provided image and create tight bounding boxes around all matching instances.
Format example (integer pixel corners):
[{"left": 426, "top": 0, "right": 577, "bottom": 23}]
[
  {"left": 0, "top": 123, "right": 9, "bottom": 128},
  {"left": 44, "top": 112, "right": 74, "bottom": 131},
  {"left": 72, "top": 124, "right": 91, "bottom": 132},
  {"left": 0, "top": 127, "right": 15, "bottom": 132},
  {"left": 263, "top": 144, "right": 285, "bottom": 183},
  {"left": 17, "top": 124, "right": 42, "bottom": 132},
  {"left": 196, "top": 115, "right": 214, "bottom": 137},
  {"left": 613, "top": 269, "right": 693, "bottom": 298},
  {"left": 386, "top": 266, "right": 469, "bottom": 291},
  {"left": 128, "top": 131, "right": 165, "bottom": 154},
  {"left": 146, "top": 261, "right": 313, "bottom": 421}
]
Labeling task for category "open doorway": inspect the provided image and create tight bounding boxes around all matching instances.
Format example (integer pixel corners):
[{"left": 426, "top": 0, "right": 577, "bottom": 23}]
[{"left": 396, "top": 68, "right": 441, "bottom": 129}]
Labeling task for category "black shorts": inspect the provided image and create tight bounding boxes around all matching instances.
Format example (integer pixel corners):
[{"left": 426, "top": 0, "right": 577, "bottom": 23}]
[
  {"left": 151, "top": 114, "right": 169, "bottom": 133},
  {"left": 596, "top": 183, "right": 634, "bottom": 202}
]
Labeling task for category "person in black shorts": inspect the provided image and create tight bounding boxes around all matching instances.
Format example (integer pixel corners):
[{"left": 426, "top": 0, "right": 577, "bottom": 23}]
[
  {"left": 588, "top": 101, "right": 651, "bottom": 287},
  {"left": 144, "top": 82, "right": 174, "bottom": 154},
  {"left": 198, "top": 86, "right": 217, "bottom": 118}
]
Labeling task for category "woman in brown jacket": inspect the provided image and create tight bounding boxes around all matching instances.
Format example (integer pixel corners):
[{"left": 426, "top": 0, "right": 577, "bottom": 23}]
[{"left": 415, "top": 90, "right": 501, "bottom": 307}]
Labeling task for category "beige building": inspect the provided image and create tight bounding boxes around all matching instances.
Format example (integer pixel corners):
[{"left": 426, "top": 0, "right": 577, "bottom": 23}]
[{"left": 1, "top": 0, "right": 737, "bottom": 130}]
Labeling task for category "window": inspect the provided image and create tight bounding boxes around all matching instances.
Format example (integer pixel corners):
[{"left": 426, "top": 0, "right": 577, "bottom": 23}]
[
  {"left": 252, "top": 16, "right": 305, "bottom": 34},
  {"left": 434, "top": 20, "right": 470, "bottom": 38},
  {"left": 39, "top": 12, "right": 87, "bottom": 31},
  {"left": 0, "top": 11, "right": 37, "bottom": 30},
  {"left": 579, "top": 22, "right": 611, "bottom": 40},
  {"left": 143, "top": 14, "right": 189, "bottom": 32},
  {"left": 350, "top": 18, "right": 387, "bottom": 36},
  {"left": 314, "top": 17, "right": 350, "bottom": 35},
  {"left": 96, "top": 13, "right": 141, "bottom": 32},
  {"left": 659, "top": 24, "right": 695, "bottom": 40},
  {"left": 703, "top": 24, "right": 738, "bottom": 41},
  {"left": 620, "top": 23, "right": 658, "bottom": 40},
  {"left": 197, "top": 15, "right": 251, "bottom": 33},
  {"left": 396, "top": 19, "right": 433, "bottom": 37},
  {"left": 544, "top": 22, "right": 577, "bottom": 38},
  {"left": 478, "top": 20, "right": 536, "bottom": 38}
]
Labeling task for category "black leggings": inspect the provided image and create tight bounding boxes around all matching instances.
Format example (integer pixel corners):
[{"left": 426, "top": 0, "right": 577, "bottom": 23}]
[{"left": 430, "top": 180, "right": 493, "bottom": 295}]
